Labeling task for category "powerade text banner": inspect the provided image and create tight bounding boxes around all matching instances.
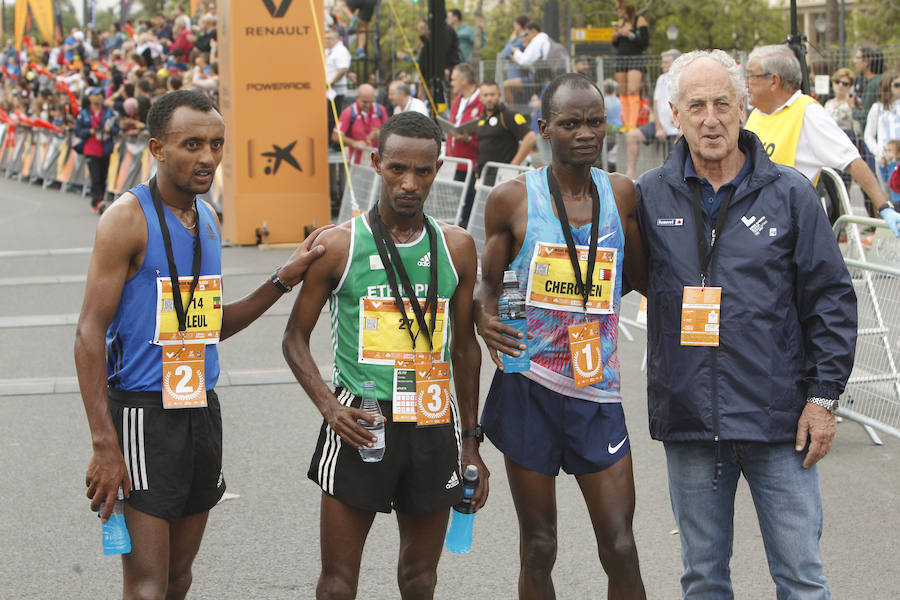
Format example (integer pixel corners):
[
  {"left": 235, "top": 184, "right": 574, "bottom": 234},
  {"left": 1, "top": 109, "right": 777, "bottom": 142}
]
[{"left": 218, "top": 0, "right": 329, "bottom": 244}]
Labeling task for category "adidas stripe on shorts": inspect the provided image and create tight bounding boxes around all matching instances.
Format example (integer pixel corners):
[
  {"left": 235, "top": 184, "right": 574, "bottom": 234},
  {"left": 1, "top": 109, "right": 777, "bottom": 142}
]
[{"left": 308, "top": 387, "right": 464, "bottom": 514}]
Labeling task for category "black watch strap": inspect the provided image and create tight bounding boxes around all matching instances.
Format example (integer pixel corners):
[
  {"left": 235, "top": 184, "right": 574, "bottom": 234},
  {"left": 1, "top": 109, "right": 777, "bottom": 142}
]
[
  {"left": 271, "top": 270, "right": 292, "bottom": 293},
  {"left": 462, "top": 425, "right": 484, "bottom": 443}
]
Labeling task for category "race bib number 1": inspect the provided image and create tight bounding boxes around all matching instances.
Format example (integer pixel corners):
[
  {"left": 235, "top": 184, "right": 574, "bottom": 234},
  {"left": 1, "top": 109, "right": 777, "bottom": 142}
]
[
  {"left": 568, "top": 321, "right": 604, "bottom": 387},
  {"left": 162, "top": 344, "right": 208, "bottom": 409},
  {"left": 415, "top": 361, "right": 451, "bottom": 427}
]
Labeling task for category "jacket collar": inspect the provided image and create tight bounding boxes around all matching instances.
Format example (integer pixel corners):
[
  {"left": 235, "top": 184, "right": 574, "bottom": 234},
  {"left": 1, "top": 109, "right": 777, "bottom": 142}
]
[{"left": 658, "top": 129, "right": 781, "bottom": 202}]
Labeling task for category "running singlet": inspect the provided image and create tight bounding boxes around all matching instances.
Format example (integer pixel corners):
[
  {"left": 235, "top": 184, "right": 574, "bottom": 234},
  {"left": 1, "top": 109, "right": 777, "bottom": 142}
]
[
  {"left": 330, "top": 214, "right": 460, "bottom": 402},
  {"left": 508, "top": 167, "right": 624, "bottom": 402},
  {"left": 106, "top": 184, "right": 222, "bottom": 391}
]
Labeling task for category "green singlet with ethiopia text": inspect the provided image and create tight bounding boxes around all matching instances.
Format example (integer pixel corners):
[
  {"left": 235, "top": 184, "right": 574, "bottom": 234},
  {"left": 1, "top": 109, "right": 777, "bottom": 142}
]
[{"left": 329, "top": 214, "right": 459, "bottom": 402}]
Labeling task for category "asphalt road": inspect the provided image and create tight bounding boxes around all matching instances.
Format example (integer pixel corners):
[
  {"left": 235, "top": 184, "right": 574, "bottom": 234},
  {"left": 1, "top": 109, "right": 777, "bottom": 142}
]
[{"left": 1, "top": 177, "right": 897, "bottom": 599}]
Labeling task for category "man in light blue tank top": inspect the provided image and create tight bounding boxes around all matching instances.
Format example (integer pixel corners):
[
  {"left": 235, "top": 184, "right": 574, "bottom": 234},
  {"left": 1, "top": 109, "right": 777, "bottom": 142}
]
[
  {"left": 475, "top": 74, "right": 649, "bottom": 598},
  {"left": 75, "top": 90, "right": 330, "bottom": 599}
]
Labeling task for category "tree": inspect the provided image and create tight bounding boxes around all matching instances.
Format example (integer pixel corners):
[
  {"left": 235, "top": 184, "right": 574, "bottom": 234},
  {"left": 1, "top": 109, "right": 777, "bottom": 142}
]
[{"left": 849, "top": 1, "right": 900, "bottom": 46}]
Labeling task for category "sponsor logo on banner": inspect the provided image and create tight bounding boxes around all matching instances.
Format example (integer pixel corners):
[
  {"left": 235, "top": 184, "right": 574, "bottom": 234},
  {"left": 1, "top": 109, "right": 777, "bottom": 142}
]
[
  {"left": 262, "top": 0, "right": 293, "bottom": 17},
  {"left": 261, "top": 141, "right": 302, "bottom": 175},
  {"left": 245, "top": 81, "right": 311, "bottom": 91}
]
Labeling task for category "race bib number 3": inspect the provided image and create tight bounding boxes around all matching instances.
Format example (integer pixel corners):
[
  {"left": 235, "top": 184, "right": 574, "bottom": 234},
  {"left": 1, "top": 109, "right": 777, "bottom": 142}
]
[
  {"left": 680, "top": 286, "right": 722, "bottom": 347},
  {"left": 526, "top": 242, "right": 616, "bottom": 314},
  {"left": 162, "top": 344, "right": 208, "bottom": 409},
  {"left": 568, "top": 321, "right": 604, "bottom": 387},
  {"left": 358, "top": 297, "right": 448, "bottom": 364},
  {"left": 415, "top": 361, "right": 451, "bottom": 427},
  {"left": 154, "top": 275, "right": 223, "bottom": 345}
]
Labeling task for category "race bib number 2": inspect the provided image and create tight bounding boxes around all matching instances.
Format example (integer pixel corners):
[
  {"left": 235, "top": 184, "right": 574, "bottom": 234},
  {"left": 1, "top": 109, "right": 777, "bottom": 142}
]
[{"left": 162, "top": 344, "right": 207, "bottom": 409}]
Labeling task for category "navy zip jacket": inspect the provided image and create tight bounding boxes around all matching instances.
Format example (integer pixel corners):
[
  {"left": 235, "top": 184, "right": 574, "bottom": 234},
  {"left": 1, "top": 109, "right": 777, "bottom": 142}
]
[
  {"left": 73, "top": 106, "right": 119, "bottom": 156},
  {"left": 636, "top": 130, "right": 857, "bottom": 443}
]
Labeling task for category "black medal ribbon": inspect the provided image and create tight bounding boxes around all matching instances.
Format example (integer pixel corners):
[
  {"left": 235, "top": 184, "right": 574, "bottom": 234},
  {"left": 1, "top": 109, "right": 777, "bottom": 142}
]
[
  {"left": 367, "top": 204, "right": 439, "bottom": 351},
  {"left": 546, "top": 167, "right": 601, "bottom": 314},
  {"left": 149, "top": 176, "right": 202, "bottom": 334},
  {"left": 689, "top": 182, "right": 735, "bottom": 287}
]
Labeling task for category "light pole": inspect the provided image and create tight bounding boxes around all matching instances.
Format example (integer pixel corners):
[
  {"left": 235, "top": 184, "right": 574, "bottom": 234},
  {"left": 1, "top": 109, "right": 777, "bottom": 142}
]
[
  {"left": 666, "top": 23, "right": 679, "bottom": 49},
  {"left": 815, "top": 14, "right": 827, "bottom": 45}
]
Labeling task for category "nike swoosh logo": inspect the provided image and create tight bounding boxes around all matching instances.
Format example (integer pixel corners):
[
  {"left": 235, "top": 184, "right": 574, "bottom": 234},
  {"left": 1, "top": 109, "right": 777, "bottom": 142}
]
[
  {"left": 597, "top": 232, "right": 615, "bottom": 243},
  {"left": 608, "top": 436, "right": 628, "bottom": 454}
]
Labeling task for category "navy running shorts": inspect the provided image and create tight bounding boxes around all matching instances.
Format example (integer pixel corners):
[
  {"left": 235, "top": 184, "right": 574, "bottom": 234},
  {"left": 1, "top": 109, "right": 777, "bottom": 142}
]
[{"left": 481, "top": 370, "right": 630, "bottom": 476}]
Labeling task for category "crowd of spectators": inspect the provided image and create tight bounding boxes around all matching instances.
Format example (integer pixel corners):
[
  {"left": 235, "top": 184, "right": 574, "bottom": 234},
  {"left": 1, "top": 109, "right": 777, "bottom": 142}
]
[{"left": 0, "top": 3, "right": 219, "bottom": 210}]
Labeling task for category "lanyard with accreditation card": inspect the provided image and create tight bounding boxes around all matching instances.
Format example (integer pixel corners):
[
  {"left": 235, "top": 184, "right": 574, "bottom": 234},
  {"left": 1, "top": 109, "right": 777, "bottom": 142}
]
[
  {"left": 680, "top": 182, "right": 735, "bottom": 347},
  {"left": 367, "top": 205, "right": 451, "bottom": 426},
  {"left": 547, "top": 167, "right": 604, "bottom": 387},
  {"left": 150, "top": 177, "right": 208, "bottom": 409}
]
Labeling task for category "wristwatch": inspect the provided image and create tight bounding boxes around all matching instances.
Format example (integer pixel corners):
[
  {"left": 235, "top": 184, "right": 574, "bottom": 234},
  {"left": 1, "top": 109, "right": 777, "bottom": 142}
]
[
  {"left": 807, "top": 396, "right": 839, "bottom": 414},
  {"left": 270, "top": 270, "right": 293, "bottom": 293},
  {"left": 462, "top": 425, "right": 484, "bottom": 443}
]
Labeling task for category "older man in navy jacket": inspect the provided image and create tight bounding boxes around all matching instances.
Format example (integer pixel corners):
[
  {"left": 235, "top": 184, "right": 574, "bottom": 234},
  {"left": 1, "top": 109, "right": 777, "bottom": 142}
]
[{"left": 635, "top": 50, "right": 856, "bottom": 599}]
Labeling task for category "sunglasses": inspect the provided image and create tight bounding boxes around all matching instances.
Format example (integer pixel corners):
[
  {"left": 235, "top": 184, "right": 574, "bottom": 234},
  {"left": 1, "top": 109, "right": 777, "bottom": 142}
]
[{"left": 833, "top": 80, "right": 851, "bottom": 86}]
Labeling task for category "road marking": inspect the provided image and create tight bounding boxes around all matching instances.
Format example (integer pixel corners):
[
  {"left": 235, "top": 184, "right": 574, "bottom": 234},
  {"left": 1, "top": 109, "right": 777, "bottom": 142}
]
[
  {"left": 0, "top": 247, "right": 92, "bottom": 258},
  {"left": 0, "top": 365, "right": 334, "bottom": 397}
]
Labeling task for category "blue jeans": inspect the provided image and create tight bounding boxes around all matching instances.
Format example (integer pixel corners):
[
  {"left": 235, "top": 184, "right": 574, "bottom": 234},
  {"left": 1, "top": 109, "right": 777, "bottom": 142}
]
[{"left": 664, "top": 442, "right": 830, "bottom": 600}]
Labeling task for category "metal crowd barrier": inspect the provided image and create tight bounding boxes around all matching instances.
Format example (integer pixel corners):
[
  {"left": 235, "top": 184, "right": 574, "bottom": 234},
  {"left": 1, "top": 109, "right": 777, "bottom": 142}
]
[
  {"left": 466, "top": 161, "right": 530, "bottom": 258},
  {"left": 334, "top": 151, "right": 473, "bottom": 227},
  {"left": 0, "top": 124, "right": 160, "bottom": 203},
  {"left": 833, "top": 214, "right": 900, "bottom": 445}
]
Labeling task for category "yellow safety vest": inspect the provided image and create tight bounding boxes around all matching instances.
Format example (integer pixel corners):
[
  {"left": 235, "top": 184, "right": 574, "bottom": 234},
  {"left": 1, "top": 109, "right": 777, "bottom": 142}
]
[{"left": 745, "top": 94, "right": 818, "bottom": 182}]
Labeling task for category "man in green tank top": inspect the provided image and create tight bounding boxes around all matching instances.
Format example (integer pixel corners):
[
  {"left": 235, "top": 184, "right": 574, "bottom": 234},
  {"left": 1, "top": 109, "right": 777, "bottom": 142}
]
[{"left": 283, "top": 112, "right": 488, "bottom": 599}]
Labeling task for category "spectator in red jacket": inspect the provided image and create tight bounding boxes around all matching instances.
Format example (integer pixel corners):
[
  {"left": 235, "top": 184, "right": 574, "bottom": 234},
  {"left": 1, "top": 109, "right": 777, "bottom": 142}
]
[{"left": 446, "top": 62, "right": 483, "bottom": 226}]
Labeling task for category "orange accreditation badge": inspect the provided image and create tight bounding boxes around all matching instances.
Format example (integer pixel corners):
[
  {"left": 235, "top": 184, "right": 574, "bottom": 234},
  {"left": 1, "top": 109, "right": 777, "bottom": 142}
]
[
  {"left": 162, "top": 343, "right": 207, "bottom": 409},
  {"left": 680, "top": 286, "right": 722, "bottom": 346},
  {"left": 414, "top": 360, "right": 451, "bottom": 427},
  {"left": 568, "top": 321, "right": 604, "bottom": 387}
]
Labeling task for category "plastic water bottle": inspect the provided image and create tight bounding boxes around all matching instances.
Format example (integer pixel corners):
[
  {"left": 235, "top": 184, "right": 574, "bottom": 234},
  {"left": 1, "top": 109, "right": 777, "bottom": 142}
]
[
  {"left": 357, "top": 381, "right": 385, "bottom": 462},
  {"left": 498, "top": 270, "right": 530, "bottom": 373},
  {"left": 100, "top": 488, "right": 131, "bottom": 556},
  {"left": 445, "top": 465, "right": 479, "bottom": 554}
]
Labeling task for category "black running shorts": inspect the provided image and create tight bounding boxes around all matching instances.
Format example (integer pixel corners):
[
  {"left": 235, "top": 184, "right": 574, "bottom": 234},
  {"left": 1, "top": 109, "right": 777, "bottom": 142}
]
[
  {"left": 308, "top": 387, "right": 464, "bottom": 514},
  {"left": 109, "top": 388, "right": 226, "bottom": 522}
]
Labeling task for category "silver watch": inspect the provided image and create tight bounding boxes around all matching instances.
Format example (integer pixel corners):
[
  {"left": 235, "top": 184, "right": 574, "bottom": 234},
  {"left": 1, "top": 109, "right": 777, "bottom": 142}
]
[{"left": 807, "top": 396, "right": 839, "bottom": 414}]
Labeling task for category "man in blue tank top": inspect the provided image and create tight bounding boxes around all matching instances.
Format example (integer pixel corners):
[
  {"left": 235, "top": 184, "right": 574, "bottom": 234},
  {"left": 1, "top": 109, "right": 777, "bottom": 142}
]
[
  {"left": 475, "top": 73, "right": 649, "bottom": 598},
  {"left": 74, "top": 90, "right": 330, "bottom": 599}
]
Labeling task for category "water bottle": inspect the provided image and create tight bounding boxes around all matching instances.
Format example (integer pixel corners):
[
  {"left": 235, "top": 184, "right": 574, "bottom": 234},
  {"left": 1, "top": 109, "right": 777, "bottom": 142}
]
[
  {"left": 100, "top": 488, "right": 131, "bottom": 556},
  {"left": 498, "top": 270, "right": 530, "bottom": 373},
  {"left": 357, "top": 381, "right": 385, "bottom": 462},
  {"left": 445, "top": 465, "right": 479, "bottom": 554}
]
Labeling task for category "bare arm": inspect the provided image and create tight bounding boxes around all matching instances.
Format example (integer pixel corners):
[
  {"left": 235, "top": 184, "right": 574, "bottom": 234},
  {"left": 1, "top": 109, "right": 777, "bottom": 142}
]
[
  {"left": 74, "top": 195, "right": 145, "bottom": 520},
  {"left": 610, "top": 172, "right": 648, "bottom": 296},
  {"left": 473, "top": 178, "right": 530, "bottom": 370},
  {"left": 510, "top": 130, "right": 536, "bottom": 165},
  {"left": 443, "top": 224, "right": 490, "bottom": 510},
  {"left": 843, "top": 157, "right": 890, "bottom": 213},
  {"left": 218, "top": 213, "right": 332, "bottom": 342},
  {"left": 282, "top": 226, "right": 379, "bottom": 450}
]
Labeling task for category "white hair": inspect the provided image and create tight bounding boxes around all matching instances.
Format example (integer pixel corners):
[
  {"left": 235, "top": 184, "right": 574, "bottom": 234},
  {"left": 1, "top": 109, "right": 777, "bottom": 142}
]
[
  {"left": 748, "top": 45, "right": 802, "bottom": 93},
  {"left": 667, "top": 49, "right": 745, "bottom": 109}
]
